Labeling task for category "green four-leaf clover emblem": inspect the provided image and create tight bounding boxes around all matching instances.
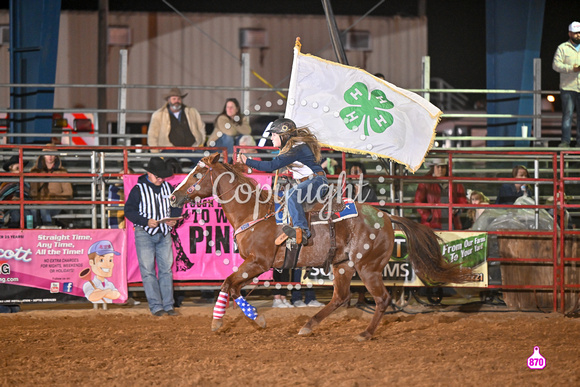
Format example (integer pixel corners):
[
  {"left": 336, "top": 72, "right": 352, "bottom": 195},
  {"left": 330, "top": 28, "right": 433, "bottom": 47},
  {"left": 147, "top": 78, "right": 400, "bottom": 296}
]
[{"left": 339, "top": 82, "right": 395, "bottom": 136}]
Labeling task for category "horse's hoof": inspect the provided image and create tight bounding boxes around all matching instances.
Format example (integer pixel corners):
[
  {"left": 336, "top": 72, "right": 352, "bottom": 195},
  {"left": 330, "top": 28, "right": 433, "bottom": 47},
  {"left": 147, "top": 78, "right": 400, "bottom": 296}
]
[
  {"left": 298, "top": 327, "right": 313, "bottom": 336},
  {"left": 356, "top": 332, "right": 372, "bottom": 342},
  {"left": 255, "top": 314, "right": 266, "bottom": 329},
  {"left": 211, "top": 318, "right": 223, "bottom": 332}
]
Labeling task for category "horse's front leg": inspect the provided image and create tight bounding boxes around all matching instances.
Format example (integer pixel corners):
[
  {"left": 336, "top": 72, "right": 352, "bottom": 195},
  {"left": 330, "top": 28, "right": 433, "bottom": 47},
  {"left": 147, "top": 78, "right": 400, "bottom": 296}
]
[
  {"left": 211, "top": 260, "right": 269, "bottom": 332},
  {"left": 210, "top": 275, "right": 234, "bottom": 332}
]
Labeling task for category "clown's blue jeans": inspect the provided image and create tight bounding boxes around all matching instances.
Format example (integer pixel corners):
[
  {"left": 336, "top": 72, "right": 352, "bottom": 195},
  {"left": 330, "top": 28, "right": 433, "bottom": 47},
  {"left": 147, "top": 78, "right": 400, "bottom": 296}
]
[{"left": 134, "top": 227, "right": 174, "bottom": 314}]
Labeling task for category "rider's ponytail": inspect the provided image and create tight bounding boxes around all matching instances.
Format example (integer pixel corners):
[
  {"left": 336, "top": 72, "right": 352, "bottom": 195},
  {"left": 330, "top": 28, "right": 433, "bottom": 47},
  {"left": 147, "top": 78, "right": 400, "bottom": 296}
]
[{"left": 279, "top": 127, "right": 321, "bottom": 163}]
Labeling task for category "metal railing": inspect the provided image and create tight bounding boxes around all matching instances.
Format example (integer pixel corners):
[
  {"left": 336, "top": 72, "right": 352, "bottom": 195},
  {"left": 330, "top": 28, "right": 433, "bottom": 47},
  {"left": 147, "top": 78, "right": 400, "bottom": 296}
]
[{"left": 2, "top": 145, "right": 580, "bottom": 312}]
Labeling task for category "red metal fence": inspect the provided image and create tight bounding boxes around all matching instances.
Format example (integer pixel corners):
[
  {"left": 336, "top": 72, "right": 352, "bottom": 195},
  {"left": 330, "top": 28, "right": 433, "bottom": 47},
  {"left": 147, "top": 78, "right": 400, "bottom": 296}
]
[{"left": 2, "top": 144, "right": 579, "bottom": 312}]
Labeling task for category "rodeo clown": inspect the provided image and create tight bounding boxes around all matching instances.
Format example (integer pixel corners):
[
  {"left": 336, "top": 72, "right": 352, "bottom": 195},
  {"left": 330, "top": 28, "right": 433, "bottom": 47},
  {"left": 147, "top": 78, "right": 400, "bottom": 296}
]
[{"left": 237, "top": 118, "right": 329, "bottom": 245}]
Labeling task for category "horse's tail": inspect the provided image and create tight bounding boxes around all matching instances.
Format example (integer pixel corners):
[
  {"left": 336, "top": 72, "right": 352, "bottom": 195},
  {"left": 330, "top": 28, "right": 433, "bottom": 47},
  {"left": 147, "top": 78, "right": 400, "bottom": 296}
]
[{"left": 390, "top": 216, "right": 474, "bottom": 284}]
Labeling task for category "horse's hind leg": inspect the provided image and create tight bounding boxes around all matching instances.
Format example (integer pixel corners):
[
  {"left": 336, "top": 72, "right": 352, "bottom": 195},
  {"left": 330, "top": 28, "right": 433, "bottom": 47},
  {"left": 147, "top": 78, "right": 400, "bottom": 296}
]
[
  {"left": 298, "top": 262, "right": 355, "bottom": 336},
  {"left": 356, "top": 266, "right": 392, "bottom": 341}
]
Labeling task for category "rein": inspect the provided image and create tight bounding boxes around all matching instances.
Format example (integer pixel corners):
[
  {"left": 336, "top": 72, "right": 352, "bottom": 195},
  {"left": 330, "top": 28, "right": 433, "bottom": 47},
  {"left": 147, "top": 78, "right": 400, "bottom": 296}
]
[
  {"left": 233, "top": 212, "right": 276, "bottom": 236},
  {"left": 234, "top": 186, "right": 282, "bottom": 237}
]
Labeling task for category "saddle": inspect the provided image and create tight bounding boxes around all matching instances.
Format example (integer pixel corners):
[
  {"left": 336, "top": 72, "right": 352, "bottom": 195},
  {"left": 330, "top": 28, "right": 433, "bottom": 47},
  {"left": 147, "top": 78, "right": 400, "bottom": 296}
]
[
  {"left": 274, "top": 187, "right": 343, "bottom": 272},
  {"left": 275, "top": 221, "right": 336, "bottom": 273},
  {"left": 303, "top": 187, "right": 346, "bottom": 215}
]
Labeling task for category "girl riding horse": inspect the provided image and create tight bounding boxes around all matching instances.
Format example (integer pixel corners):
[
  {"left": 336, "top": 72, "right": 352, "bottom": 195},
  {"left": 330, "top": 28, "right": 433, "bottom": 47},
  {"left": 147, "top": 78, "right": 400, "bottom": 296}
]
[{"left": 237, "top": 118, "right": 327, "bottom": 246}]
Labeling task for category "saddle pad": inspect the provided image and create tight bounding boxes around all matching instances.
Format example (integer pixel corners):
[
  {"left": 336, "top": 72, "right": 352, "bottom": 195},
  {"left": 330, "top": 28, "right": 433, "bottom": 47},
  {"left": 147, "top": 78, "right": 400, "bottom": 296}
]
[{"left": 274, "top": 198, "right": 358, "bottom": 225}]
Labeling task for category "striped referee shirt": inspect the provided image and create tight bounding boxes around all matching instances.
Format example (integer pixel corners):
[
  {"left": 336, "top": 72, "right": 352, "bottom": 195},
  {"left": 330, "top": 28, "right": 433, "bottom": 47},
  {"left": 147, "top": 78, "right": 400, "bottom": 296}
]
[{"left": 124, "top": 174, "right": 181, "bottom": 236}]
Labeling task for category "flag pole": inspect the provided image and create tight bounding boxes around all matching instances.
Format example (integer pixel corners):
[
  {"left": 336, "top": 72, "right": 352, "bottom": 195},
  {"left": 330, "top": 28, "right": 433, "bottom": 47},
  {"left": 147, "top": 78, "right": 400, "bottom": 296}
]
[{"left": 321, "top": 0, "right": 349, "bottom": 65}]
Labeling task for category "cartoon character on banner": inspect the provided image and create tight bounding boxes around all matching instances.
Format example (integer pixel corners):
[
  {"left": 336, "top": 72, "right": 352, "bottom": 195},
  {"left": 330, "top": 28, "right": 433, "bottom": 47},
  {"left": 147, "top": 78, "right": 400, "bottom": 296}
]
[{"left": 79, "top": 240, "right": 121, "bottom": 308}]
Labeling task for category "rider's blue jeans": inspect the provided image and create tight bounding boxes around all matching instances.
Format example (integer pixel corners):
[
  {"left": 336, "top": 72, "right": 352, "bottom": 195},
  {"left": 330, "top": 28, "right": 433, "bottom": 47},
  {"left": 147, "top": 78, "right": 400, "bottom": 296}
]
[{"left": 286, "top": 174, "right": 328, "bottom": 238}]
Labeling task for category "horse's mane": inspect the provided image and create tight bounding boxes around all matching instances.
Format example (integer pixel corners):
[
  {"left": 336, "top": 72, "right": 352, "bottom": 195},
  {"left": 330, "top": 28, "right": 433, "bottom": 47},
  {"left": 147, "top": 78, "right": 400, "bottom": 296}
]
[{"left": 219, "top": 162, "right": 274, "bottom": 205}]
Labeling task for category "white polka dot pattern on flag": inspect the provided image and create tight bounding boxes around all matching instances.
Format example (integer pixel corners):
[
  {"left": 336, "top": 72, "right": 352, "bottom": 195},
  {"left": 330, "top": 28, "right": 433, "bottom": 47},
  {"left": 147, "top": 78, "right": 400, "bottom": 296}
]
[{"left": 235, "top": 296, "right": 258, "bottom": 320}]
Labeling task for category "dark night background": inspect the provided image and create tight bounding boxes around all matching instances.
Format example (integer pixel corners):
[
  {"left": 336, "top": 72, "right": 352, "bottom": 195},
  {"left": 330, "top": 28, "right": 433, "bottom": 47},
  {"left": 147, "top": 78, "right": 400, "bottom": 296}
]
[{"left": 2, "top": 0, "right": 580, "bottom": 95}]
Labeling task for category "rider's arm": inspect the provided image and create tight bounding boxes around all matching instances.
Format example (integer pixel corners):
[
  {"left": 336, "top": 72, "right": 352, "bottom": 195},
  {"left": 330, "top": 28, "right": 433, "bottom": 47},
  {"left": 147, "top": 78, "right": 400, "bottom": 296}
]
[{"left": 245, "top": 148, "right": 299, "bottom": 172}]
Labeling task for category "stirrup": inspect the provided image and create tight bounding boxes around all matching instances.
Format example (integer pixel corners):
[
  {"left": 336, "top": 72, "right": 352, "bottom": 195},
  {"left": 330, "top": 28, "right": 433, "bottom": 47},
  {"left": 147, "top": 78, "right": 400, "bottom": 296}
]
[
  {"left": 275, "top": 233, "right": 288, "bottom": 245},
  {"left": 282, "top": 225, "right": 297, "bottom": 239},
  {"left": 282, "top": 225, "right": 306, "bottom": 245}
]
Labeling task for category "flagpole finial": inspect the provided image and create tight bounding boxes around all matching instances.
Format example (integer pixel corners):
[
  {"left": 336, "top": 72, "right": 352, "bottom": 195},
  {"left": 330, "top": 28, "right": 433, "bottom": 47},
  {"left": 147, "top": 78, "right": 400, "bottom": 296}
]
[{"left": 295, "top": 37, "right": 302, "bottom": 52}]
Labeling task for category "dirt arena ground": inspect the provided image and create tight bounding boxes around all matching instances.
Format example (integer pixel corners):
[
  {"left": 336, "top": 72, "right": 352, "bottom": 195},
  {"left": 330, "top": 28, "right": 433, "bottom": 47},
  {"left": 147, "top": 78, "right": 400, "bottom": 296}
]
[{"left": 2, "top": 297, "right": 580, "bottom": 387}]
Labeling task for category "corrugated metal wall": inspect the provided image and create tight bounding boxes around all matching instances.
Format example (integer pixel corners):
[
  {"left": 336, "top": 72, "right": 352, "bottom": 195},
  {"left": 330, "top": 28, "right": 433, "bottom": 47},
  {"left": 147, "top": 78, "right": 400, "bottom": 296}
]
[{"left": 1, "top": 10, "right": 427, "bottom": 127}]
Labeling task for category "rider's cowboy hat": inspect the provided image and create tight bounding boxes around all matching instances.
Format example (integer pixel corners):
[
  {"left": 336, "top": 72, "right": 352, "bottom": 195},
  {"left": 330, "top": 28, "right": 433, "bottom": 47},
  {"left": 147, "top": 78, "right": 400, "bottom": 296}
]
[
  {"left": 3, "top": 155, "right": 29, "bottom": 172},
  {"left": 269, "top": 118, "right": 297, "bottom": 134},
  {"left": 164, "top": 87, "right": 188, "bottom": 100},
  {"left": 144, "top": 157, "right": 174, "bottom": 179}
]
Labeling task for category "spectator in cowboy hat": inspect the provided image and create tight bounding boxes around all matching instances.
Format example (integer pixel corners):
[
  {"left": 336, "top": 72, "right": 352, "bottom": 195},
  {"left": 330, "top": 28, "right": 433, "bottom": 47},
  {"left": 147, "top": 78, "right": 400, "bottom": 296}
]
[
  {"left": 414, "top": 157, "right": 468, "bottom": 230},
  {"left": 2, "top": 155, "right": 28, "bottom": 173},
  {"left": 124, "top": 157, "right": 184, "bottom": 316},
  {"left": 147, "top": 87, "right": 206, "bottom": 154},
  {"left": 0, "top": 155, "right": 36, "bottom": 228}
]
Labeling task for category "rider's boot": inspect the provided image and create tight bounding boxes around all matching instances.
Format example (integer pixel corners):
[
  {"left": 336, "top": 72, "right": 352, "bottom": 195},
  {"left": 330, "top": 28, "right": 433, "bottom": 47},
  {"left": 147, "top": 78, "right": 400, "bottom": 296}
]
[
  {"left": 301, "top": 230, "right": 311, "bottom": 246},
  {"left": 282, "top": 225, "right": 310, "bottom": 246}
]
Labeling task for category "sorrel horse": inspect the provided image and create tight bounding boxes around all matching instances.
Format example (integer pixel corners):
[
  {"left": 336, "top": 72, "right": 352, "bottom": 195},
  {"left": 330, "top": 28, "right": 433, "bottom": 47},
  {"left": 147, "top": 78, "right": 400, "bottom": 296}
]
[{"left": 170, "top": 153, "right": 473, "bottom": 341}]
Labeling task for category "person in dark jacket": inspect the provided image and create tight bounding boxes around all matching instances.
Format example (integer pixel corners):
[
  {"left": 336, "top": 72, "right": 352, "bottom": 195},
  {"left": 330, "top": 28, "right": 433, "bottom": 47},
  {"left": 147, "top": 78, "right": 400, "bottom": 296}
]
[
  {"left": 237, "top": 118, "right": 328, "bottom": 245},
  {"left": 496, "top": 165, "right": 530, "bottom": 205},
  {"left": 124, "top": 157, "right": 183, "bottom": 316}
]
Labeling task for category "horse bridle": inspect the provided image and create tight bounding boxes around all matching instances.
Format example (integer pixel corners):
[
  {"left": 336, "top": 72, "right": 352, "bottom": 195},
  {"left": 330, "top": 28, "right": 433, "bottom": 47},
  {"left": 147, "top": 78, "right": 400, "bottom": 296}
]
[
  {"left": 185, "top": 162, "right": 211, "bottom": 195},
  {"left": 183, "top": 161, "right": 280, "bottom": 235},
  {"left": 184, "top": 161, "right": 238, "bottom": 204}
]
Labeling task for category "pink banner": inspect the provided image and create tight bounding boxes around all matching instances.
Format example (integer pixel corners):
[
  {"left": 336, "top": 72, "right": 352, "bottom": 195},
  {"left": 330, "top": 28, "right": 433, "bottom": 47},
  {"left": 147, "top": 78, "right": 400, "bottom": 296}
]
[
  {"left": 0, "top": 229, "right": 127, "bottom": 304},
  {"left": 125, "top": 174, "right": 274, "bottom": 282}
]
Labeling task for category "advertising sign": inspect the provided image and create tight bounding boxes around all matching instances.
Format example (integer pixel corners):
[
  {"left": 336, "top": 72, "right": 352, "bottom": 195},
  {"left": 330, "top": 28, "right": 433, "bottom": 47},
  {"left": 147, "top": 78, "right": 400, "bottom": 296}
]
[{"left": 124, "top": 174, "right": 274, "bottom": 283}]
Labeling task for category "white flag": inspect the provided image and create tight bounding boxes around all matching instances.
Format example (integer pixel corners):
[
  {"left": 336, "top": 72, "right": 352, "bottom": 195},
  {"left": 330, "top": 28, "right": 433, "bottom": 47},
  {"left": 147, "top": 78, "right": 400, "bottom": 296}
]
[{"left": 285, "top": 40, "right": 441, "bottom": 173}]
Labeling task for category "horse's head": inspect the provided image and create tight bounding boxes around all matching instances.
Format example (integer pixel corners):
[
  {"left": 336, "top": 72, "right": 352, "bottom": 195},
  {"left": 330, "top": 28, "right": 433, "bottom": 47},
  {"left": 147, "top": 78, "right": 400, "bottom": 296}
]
[{"left": 170, "top": 152, "right": 221, "bottom": 208}]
